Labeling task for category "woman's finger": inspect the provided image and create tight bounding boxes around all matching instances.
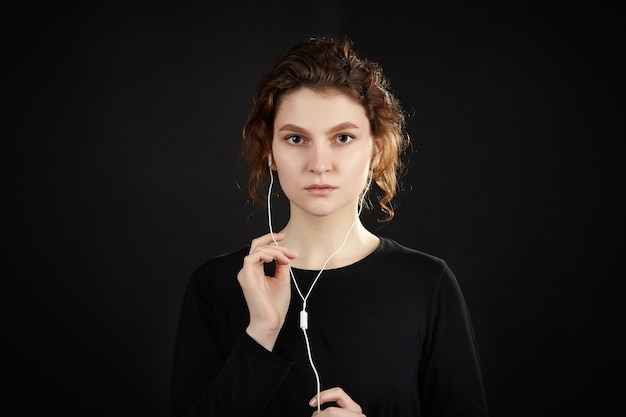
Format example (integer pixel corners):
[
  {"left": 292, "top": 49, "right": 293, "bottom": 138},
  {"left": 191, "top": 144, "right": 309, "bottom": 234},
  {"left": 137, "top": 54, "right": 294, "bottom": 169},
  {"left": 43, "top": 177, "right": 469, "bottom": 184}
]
[
  {"left": 248, "top": 233, "right": 297, "bottom": 263},
  {"left": 249, "top": 232, "right": 285, "bottom": 252},
  {"left": 310, "top": 387, "right": 364, "bottom": 415},
  {"left": 245, "top": 245, "right": 297, "bottom": 267}
]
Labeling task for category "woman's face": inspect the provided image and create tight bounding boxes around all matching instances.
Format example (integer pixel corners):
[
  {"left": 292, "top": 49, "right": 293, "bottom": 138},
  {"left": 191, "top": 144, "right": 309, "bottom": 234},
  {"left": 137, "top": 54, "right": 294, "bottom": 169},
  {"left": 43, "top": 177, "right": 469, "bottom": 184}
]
[{"left": 271, "top": 87, "right": 377, "bottom": 219}]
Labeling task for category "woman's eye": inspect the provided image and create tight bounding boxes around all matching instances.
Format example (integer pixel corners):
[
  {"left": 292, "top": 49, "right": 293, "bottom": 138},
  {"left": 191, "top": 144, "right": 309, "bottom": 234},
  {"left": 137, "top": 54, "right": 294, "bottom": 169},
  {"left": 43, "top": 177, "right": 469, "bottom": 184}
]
[
  {"left": 335, "top": 134, "right": 354, "bottom": 144},
  {"left": 285, "top": 135, "right": 304, "bottom": 145}
]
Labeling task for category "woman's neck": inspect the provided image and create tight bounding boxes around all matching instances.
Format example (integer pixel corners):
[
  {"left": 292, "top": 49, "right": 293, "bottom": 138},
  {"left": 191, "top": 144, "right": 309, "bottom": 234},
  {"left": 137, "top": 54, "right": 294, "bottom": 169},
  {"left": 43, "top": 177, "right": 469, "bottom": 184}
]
[{"left": 279, "top": 209, "right": 379, "bottom": 270}]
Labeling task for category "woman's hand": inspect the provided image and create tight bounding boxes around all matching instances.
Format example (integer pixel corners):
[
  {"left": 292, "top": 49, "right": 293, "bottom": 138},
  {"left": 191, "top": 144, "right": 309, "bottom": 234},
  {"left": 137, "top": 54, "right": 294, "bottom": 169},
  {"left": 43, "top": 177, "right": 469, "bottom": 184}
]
[
  {"left": 237, "top": 232, "right": 297, "bottom": 351},
  {"left": 309, "top": 387, "right": 366, "bottom": 416}
]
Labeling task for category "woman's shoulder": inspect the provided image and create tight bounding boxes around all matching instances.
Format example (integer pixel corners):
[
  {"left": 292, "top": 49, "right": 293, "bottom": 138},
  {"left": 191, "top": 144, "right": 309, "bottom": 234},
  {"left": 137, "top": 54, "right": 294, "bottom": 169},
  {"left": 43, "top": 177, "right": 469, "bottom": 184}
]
[
  {"left": 194, "top": 245, "right": 248, "bottom": 272},
  {"left": 374, "top": 237, "right": 458, "bottom": 287},
  {"left": 177, "top": 246, "right": 250, "bottom": 313},
  {"left": 377, "top": 237, "right": 447, "bottom": 271},
  {"left": 182, "top": 247, "right": 250, "bottom": 294}
]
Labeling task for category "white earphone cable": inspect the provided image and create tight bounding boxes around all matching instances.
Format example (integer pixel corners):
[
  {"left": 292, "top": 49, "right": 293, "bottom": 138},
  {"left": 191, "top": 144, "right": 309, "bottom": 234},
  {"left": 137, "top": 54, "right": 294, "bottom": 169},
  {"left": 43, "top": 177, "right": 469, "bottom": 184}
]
[{"left": 267, "top": 159, "right": 372, "bottom": 412}]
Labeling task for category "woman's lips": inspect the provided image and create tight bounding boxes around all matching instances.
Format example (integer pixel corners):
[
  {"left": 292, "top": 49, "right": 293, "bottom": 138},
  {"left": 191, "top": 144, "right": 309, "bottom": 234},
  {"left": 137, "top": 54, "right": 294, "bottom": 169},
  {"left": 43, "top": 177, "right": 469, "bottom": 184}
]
[{"left": 305, "top": 184, "right": 336, "bottom": 196}]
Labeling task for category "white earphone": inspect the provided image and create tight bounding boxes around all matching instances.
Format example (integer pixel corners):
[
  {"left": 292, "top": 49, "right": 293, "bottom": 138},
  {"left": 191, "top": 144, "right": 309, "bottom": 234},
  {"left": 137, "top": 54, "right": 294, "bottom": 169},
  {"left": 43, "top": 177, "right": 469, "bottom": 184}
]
[
  {"left": 268, "top": 153, "right": 273, "bottom": 167},
  {"left": 372, "top": 150, "right": 380, "bottom": 168}
]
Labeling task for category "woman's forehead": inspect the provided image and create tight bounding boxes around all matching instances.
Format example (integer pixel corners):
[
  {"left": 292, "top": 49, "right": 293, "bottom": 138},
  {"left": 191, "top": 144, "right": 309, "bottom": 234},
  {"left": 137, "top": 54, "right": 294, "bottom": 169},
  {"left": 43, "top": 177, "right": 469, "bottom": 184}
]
[{"left": 274, "top": 88, "right": 368, "bottom": 130}]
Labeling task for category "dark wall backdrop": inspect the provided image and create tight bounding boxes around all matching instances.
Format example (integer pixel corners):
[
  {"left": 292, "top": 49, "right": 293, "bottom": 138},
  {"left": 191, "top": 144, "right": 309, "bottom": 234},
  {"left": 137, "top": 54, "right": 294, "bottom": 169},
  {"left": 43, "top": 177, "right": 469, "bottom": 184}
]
[{"left": 7, "top": 1, "right": 623, "bottom": 416}]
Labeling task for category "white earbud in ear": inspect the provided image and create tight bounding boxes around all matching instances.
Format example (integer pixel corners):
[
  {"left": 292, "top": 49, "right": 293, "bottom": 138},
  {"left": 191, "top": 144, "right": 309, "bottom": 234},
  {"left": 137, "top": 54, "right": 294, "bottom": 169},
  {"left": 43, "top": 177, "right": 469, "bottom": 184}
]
[
  {"left": 268, "top": 153, "right": 273, "bottom": 167},
  {"left": 372, "top": 150, "right": 380, "bottom": 168}
]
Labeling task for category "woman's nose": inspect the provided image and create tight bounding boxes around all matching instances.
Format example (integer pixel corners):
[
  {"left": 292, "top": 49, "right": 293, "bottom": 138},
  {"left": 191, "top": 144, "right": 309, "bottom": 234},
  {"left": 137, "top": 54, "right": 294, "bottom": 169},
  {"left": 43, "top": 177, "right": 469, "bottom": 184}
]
[{"left": 307, "top": 144, "right": 331, "bottom": 173}]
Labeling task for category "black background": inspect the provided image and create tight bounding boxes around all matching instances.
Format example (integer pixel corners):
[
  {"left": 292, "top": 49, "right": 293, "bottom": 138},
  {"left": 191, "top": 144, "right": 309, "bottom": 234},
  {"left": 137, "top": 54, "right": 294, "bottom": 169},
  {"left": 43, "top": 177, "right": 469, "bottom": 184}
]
[{"left": 6, "top": 1, "right": 624, "bottom": 416}]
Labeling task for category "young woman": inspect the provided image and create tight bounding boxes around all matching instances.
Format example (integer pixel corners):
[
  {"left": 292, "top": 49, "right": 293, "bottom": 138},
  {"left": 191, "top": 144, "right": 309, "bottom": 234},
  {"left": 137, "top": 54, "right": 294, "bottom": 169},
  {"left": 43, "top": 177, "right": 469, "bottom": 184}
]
[{"left": 170, "top": 36, "right": 489, "bottom": 417}]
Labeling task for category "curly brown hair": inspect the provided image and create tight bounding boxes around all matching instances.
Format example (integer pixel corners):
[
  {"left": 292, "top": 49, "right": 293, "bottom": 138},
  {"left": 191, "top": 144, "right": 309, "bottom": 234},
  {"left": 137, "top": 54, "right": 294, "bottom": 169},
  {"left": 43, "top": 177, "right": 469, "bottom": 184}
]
[{"left": 241, "top": 35, "right": 410, "bottom": 222}]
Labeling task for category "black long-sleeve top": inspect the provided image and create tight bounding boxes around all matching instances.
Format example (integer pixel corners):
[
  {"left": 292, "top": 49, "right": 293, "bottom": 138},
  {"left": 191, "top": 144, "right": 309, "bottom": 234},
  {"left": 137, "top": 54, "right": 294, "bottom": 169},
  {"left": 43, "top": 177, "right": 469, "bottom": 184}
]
[{"left": 170, "top": 237, "right": 488, "bottom": 416}]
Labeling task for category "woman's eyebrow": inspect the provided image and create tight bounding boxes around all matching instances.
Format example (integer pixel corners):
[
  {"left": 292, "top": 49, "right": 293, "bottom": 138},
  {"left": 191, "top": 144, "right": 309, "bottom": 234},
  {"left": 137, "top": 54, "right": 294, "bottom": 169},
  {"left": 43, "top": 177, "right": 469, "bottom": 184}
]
[
  {"left": 277, "top": 123, "right": 308, "bottom": 134},
  {"left": 324, "top": 122, "right": 360, "bottom": 135},
  {"left": 277, "top": 122, "right": 360, "bottom": 135}
]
